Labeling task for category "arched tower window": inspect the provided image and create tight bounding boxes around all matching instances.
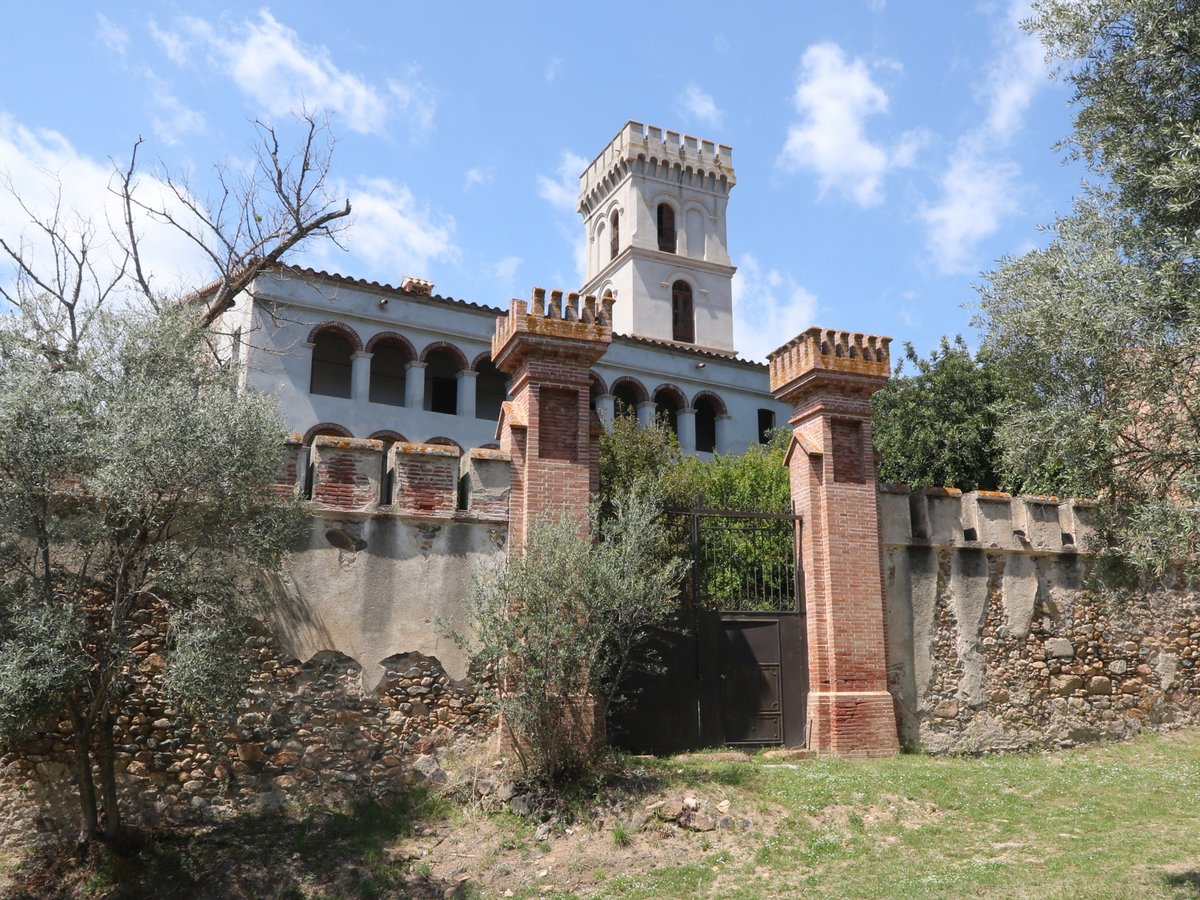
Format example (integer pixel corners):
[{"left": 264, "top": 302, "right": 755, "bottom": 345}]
[
  {"left": 657, "top": 203, "right": 676, "bottom": 253},
  {"left": 610, "top": 210, "right": 620, "bottom": 261},
  {"left": 309, "top": 330, "right": 353, "bottom": 398},
  {"left": 672, "top": 280, "right": 695, "bottom": 344},
  {"left": 368, "top": 339, "right": 410, "bottom": 406}
]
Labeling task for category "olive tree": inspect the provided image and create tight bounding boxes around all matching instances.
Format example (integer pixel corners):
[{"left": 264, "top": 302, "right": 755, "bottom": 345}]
[
  {"left": 460, "top": 488, "right": 686, "bottom": 784},
  {"left": 0, "top": 114, "right": 349, "bottom": 847},
  {"left": 0, "top": 307, "right": 304, "bottom": 846}
]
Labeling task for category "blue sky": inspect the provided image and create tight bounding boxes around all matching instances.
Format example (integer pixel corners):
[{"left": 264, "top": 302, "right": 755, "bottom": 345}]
[{"left": 0, "top": 2, "right": 1086, "bottom": 361}]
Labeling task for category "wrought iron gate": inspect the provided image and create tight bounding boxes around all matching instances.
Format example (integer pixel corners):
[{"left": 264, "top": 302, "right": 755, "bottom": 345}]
[{"left": 610, "top": 509, "right": 807, "bottom": 753}]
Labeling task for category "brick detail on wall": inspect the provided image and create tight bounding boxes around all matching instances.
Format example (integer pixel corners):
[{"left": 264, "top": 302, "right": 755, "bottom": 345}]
[
  {"left": 493, "top": 287, "right": 612, "bottom": 548},
  {"left": 538, "top": 388, "right": 580, "bottom": 462},
  {"left": 769, "top": 326, "right": 899, "bottom": 758},
  {"left": 273, "top": 435, "right": 304, "bottom": 497},
  {"left": 389, "top": 442, "right": 460, "bottom": 517},
  {"left": 831, "top": 419, "right": 865, "bottom": 484},
  {"left": 310, "top": 436, "right": 385, "bottom": 511}
]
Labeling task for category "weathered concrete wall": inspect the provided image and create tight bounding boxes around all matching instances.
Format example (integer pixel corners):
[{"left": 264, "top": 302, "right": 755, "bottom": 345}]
[
  {"left": 277, "top": 509, "right": 506, "bottom": 689},
  {"left": 882, "top": 485, "right": 1200, "bottom": 753},
  {"left": 275, "top": 441, "right": 510, "bottom": 689}
]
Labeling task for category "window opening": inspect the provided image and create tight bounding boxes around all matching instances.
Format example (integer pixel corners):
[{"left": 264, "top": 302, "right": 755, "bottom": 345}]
[
  {"left": 368, "top": 342, "right": 408, "bottom": 406},
  {"left": 695, "top": 397, "right": 718, "bottom": 453},
  {"left": 610, "top": 210, "right": 620, "bottom": 260},
  {"left": 672, "top": 281, "right": 695, "bottom": 344},
  {"left": 657, "top": 203, "right": 676, "bottom": 253},
  {"left": 309, "top": 331, "right": 353, "bottom": 398},
  {"left": 424, "top": 349, "right": 462, "bottom": 415},
  {"left": 757, "top": 409, "right": 776, "bottom": 445}
]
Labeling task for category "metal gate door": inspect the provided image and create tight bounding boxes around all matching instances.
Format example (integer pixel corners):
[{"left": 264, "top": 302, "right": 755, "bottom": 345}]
[{"left": 610, "top": 509, "right": 807, "bottom": 753}]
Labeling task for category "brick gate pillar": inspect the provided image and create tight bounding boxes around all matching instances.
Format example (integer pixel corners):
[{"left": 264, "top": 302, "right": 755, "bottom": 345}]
[
  {"left": 492, "top": 287, "right": 613, "bottom": 547},
  {"left": 768, "top": 327, "right": 899, "bottom": 758}
]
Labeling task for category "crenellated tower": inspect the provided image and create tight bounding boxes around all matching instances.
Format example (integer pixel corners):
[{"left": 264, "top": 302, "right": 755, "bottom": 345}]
[{"left": 578, "top": 121, "right": 737, "bottom": 353}]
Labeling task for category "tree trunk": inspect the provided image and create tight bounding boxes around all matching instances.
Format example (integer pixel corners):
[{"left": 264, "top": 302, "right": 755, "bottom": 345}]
[
  {"left": 97, "top": 707, "right": 122, "bottom": 840},
  {"left": 70, "top": 713, "right": 98, "bottom": 849}
]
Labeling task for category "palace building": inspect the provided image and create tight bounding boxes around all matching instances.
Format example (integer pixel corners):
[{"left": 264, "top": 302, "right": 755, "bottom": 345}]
[{"left": 218, "top": 121, "right": 790, "bottom": 456}]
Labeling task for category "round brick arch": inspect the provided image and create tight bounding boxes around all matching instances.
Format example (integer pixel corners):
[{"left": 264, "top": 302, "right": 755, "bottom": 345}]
[
  {"left": 365, "top": 331, "right": 417, "bottom": 360},
  {"left": 419, "top": 341, "right": 470, "bottom": 371},
  {"left": 368, "top": 429, "right": 408, "bottom": 447},
  {"left": 610, "top": 376, "right": 649, "bottom": 406},
  {"left": 651, "top": 383, "right": 688, "bottom": 410},
  {"left": 302, "top": 422, "right": 353, "bottom": 445},
  {"left": 692, "top": 390, "right": 728, "bottom": 416},
  {"left": 306, "top": 321, "right": 363, "bottom": 352}
]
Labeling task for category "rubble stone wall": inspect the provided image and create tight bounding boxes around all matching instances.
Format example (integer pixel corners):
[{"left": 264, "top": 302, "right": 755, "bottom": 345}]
[{"left": 882, "top": 485, "right": 1200, "bottom": 753}]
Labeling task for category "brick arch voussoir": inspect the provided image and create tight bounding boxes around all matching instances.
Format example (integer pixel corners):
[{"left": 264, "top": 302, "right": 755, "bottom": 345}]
[
  {"left": 692, "top": 390, "right": 728, "bottom": 417},
  {"left": 589, "top": 371, "right": 609, "bottom": 396},
  {"left": 610, "top": 376, "right": 649, "bottom": 406},
  {"left": 307, "top": 321, "right": 363, "bottom": 352},
  {"left": 651, "top": 382, "right": 688, "bottom": 410},
  {"left": 303, "top": 422, "right": 353, "bottom": 445},
  {"left": 419, "top": 341, "right": 470, "bottom": 371},
  {"left": 365, "top": 331, "right": 417, "bottom": 359},
  {"left": 471, "top": 351, "right": 497, "bottom": 373},
  {"left": 368, "top": 430, "right": 408, "bottom": 446},
  {"left": 424, "top": 436, "right": 464, "bottom": 453}
]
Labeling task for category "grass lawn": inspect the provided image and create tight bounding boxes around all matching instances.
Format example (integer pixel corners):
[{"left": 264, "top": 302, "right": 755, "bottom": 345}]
[{"left": 6, "top": 728, "right": 1200, "bottom": 898}]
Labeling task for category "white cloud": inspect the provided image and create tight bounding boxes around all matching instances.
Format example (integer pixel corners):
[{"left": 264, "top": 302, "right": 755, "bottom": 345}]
[
  {"left": 154, "top": 11, "right": 432, "bottom": 136},
  {"left": 732, "top": 253, "right": 819, "bottom": 362},
  {"left": 0, "top": 116, "right": 218, "bottom": 304},
  {"left": 920, "top": 143, "right": 1020, "bottom": 275},
  {"left": 778, "top": 42, "right": 915, "bottom": 207},
  {"left": 147, "top": 75, "right": 207, "bottom": 146},
  {"left": 919, "top": 0, "right": 1050, "bottom": 273},
  {"left": 464, "top": 167, "right": 491, "bottom": 191},
  {"left": 148, "top": 19, "right": 187, "bottom": 65},
  {"left": 309, "top": 176, "right": 456, "bottom": 278},
  {"left": 95, "top": 13, "right": 129, "bottom": 56},
  {"left": 679, "top": 84, "right": 723, "bottom": 127},
  {"left": 983, "top": 0, "right": 1048, "bottom": 138},
  {"left": 537, "top": 150, "right": 587, "bottom": 213},
  {"left": 866, "top": 0, "right": 886, "bottom": 10},
  {"left": 545, "top": 57, "right": 563, "bottom": 82},
  {"left": 490, "top": 255, "right": 523, "bottom": 298},
  {"left": 388, "top": 66, "right": 437, "bottom": 135}
]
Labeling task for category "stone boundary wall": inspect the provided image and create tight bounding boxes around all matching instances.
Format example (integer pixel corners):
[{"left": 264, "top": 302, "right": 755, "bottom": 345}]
[
  {"left": 0, "top": 440, "right": 511, "bottom": 849},
  {"left": 0, "top": 602, "right": 490, "bottom": 849},
  {"left": 881, "top": 485, "right": 1200, "bottom": 753}
]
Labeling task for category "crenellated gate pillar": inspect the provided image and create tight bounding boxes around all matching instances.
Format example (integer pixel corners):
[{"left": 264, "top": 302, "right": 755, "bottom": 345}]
[{"left": 768, "top": 327, "right": 899, "bottom": 758}]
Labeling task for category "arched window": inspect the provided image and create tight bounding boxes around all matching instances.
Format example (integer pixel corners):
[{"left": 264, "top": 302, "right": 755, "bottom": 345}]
[
  {"left": 657, "top": 203, "right": 676, "bottom": 253},
  {"left": 695, "top": 396, "right": 720, "bottom": 453},
  {"left": 610, "top": 210, "right": 620, "bottom": 260},
  {"left": 309, "top": 330, "right": 353, "bottom": 397},
  {"left": 653, "top": 386, "right": 685, "bottom": 437},
  {"left": 672, "top": 281, "right": 695, "bottom": 344},
  {"left": 424, "top": 347, "right": 463, "bottom": 415},
  {"left": 474, "top": 356, "right": 508, "bottom": 421},
  {"left": 368, "top": 340, "right": 410, "bottom": 406},
  {"left": 611, "top": 378, "right": 647, "bottom": 419}
]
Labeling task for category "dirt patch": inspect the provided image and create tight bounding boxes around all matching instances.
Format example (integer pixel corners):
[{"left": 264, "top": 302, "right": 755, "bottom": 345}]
[{"left": 807, "top": 794, "right": 943, "bottom": 832}]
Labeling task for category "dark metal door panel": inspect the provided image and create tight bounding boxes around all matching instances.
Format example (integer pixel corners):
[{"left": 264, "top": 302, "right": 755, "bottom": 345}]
[
  {"left": 608, "top": 612, "right": 700, "bottom": 753},
  {"left": 717, "top": 616, "right": 784, "bottom": 745}
]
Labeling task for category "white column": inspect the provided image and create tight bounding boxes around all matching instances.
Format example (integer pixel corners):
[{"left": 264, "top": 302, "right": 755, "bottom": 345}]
[
  {"left": 457, "top": 369, "right": 478, "bottom": 419},
  {"left": 636, "top": 400, "right": 656, "bottom": 429},
  {"left": 677, "top": 407, "right": 696, "bottom": 452},
  {"left": 405, "top": 361, "right": 427, "bottom": 410},
  {"left": 595, "top": 394, "right": 615, "bottom": 431},
  {"left": 351, "top": 351, "right": 372, "bottom": 401},
  {"left": 715, "top": 414, "right": 733, "bottom": 454}
]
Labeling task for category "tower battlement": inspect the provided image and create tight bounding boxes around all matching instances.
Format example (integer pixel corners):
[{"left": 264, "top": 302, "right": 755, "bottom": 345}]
[
  {"left": 768, "top": 327, "right": 892, "bottom": 395},
  {"left": 578, "top": 120, "right": 735, "bottom": 210}
]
